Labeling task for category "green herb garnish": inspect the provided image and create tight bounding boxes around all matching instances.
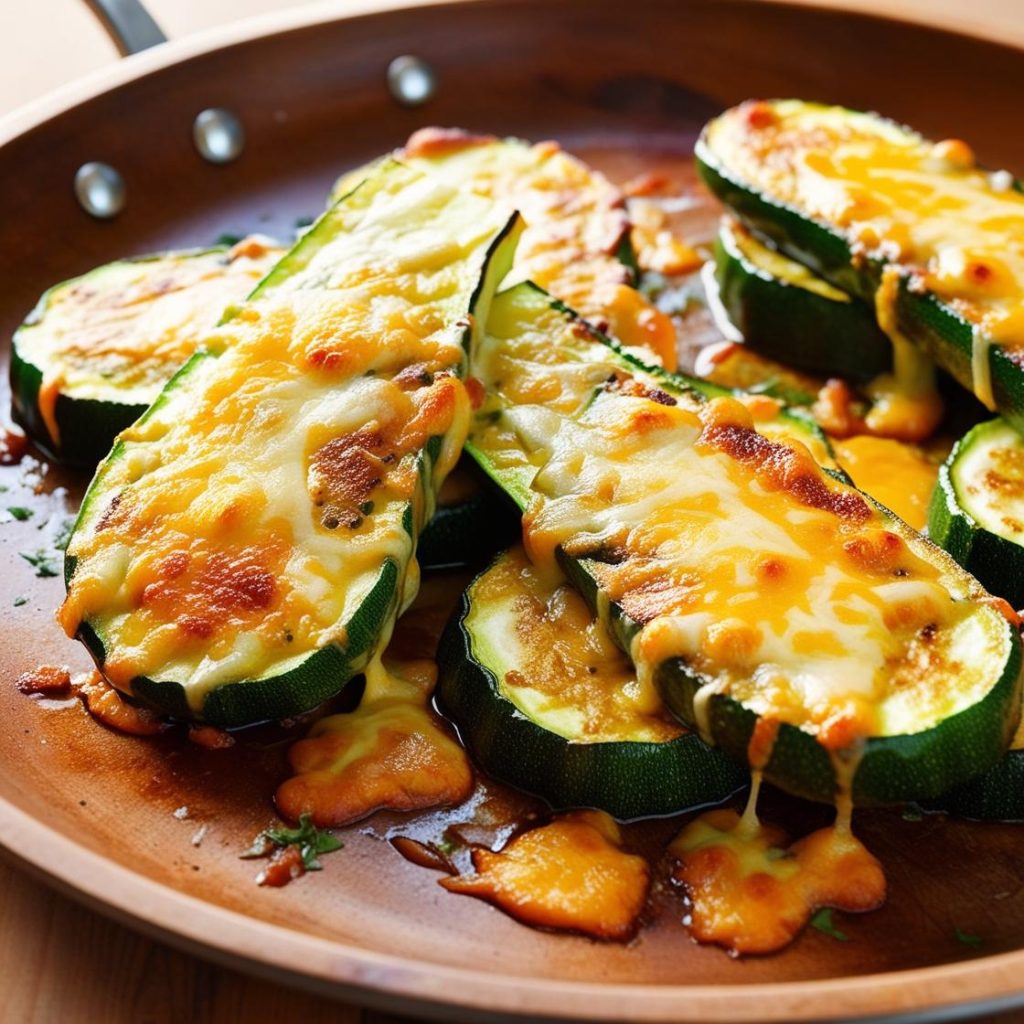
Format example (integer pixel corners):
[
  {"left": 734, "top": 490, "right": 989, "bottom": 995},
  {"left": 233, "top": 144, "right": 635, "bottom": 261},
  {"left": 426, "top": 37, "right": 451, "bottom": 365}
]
[
  {"left": 954, "top": 926, "right": 983, "bottom": 948},
  {"left": 7, "top": 506, "right": 32, "bottom": 521},
  {"left": 52, "top": 517, "right": 75, "bottom": 552},
  {"left": 295, "top": 215, "right": 314, "bottom": 230},
  {"left": 19, "top": 550, "right": 58, "bottom": 578},
  {"left": 810, "top": 908, "right": 849, "bottom": 942},
  {"left": 13, "top": 596, "right": 28, "bottom": 607},
  {"left": 241, "top": 813, "right": 343, "bottom": 871},
  {"left": 214, "top": 232, "right": 243, "bottom": 247}
]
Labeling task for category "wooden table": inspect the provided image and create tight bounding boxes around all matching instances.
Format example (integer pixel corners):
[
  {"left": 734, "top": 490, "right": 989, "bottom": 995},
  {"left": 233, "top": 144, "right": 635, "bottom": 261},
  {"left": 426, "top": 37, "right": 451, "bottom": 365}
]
[{"left": 2, "top": 2, "right": 1024, "bottom": 1021}]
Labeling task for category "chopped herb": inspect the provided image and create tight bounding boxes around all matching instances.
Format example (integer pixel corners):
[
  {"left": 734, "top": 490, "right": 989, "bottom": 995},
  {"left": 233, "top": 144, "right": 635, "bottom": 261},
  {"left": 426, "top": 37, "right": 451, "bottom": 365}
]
[
  {"left": 241, "top": 813, "right": 343, "bottom": 871},
  {"left": 810, "top": 908, "right": 849, "bottom": 942},
  {"left": 901, "top": 806, "right": 924, "bottom": 822},
  {"left": 19, "top": 550, "right": 58, "bottom": 578},
  {"left": 6, "top": 506, "right": 31, "bottom": 521},
  {"left": 436, "top": 828, "right": 464, "bottom": 856},
  {"left": 295, "top": 215, "right": 314, "bottom": 229},
  {"left": 13, "top": 596, "right": 27, "bottom": 607},
  {"left": 214, "top": 232, "right": 243, "bottom": 247},
  {"left": 360, "top": 501, "right": 375, "bottom": 516},
  {"left": 52, "top": 517, "right": 75, "bottom": 552},
  {"left": 954, "top": 926, "right": 983, "bottom": 948},
  {"left": 0, "top": 485, "right": 8, "bottom": 493}
]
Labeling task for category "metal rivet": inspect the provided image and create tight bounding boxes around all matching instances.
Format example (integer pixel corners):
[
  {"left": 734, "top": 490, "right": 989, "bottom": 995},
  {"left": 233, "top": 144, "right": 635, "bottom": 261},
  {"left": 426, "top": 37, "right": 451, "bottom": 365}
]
[
  {"left": 387, "top": 55, "right": 436, "bottom": 107},
  {"left": 193, "top": 108, "right": 245, "bottom": 164},
  {"left": 74, "top": 162, "right": 127, "bottom": 219}
]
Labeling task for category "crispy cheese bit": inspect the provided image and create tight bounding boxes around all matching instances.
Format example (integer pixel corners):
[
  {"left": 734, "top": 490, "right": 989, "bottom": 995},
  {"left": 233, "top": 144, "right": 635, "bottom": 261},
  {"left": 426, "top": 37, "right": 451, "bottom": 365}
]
[
  {"left": 441, "top": 810, "right": 650, "bottom": 941},
  {"left": 16, "top": 664, "right": 72, "bottom": 695},
  {"left": 256, "top": 845, "right": 306, "bottom": 888},
  {"left": 276, "top": 658, "right": 472, "bottom": 828},
  {"left": 72, "top": 670, "right": 167, "bottom": 736},
  {"left": 671, "top": 807, "right": 885, "bottom": 955},
  {"left": 629, "top": 197, "right": 704, "bottom": 277},
  {"left": 188, "top": 724, "right": 236, "bottom": 749}
]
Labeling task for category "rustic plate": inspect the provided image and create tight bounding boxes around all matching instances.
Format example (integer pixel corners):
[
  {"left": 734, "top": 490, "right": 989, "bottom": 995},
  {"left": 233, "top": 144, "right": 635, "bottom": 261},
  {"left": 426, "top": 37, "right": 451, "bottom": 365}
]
[{"left": 3, "top": 1, "right": 1024, "bottom": 1020}]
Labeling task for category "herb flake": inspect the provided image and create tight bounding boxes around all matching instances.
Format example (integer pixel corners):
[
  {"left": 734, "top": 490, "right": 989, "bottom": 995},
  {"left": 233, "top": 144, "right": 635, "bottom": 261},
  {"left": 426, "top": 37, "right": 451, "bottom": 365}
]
[
  {"left": 810, "top": 908, "right": 849, "bottom": 942},
  {"left": 241, "top": 813, "right": 343, "bottom": 871},
  {"left": 7, "top": 506, "right": 32, "bottom": 521},
  {"left": 954, "top": 926, "right": 983, "bottom": 948},
  {"left": 13, "top": 596, "right": 27, "bottom": 607},
  {"left": 19, "top": 550, "right": 58, "bottom": 578}
]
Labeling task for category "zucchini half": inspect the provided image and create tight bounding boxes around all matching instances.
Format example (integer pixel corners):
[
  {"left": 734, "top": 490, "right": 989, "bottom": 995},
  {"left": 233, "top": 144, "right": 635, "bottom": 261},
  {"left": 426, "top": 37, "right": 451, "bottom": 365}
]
[
  {"left": 11, "top": 240, "right": 283, "bottom": 466},
  {"left": 61, "top": 161, "right": 522, "bottom": 727},
  {"left": 437, "top": 546, "right": 747, "bottom": 820},
  {"left": 714, "top": 217, "right": 891, "bottom": 384},
  {"left": 697, "top": 100, "right": 1024, "bottom": 430},
  {"left": 468, "top": 282, "right": 1022, "bottom": 806},
  {"left": 929, "top": 418, "right": 1024, "bottom": 609}
]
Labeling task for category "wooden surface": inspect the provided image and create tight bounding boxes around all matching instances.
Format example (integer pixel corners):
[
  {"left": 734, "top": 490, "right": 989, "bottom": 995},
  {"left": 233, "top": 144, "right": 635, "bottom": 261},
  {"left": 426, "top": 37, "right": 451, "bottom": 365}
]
[{"left": 4, "top": 2, "right": 1024, "bottom": 1023}]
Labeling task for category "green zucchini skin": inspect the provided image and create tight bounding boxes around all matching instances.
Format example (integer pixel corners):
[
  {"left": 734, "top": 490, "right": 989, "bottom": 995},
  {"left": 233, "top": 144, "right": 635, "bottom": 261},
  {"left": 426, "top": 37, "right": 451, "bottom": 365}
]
[
  {"left": 417, "top": 487, "right": 520, "bottom": 572},
  {"left": 933, "top": 749, "right": 1024, "bottom": 822},
  {"left": 471, "top": 283, "right": 1023, "bottom": 807},
  {"left": 436, "top": 557, "right": 747, "bottom": 820},
  {"left": 713, "top": 218, "right": 891, "bottom": 385},
  {"left": 64, "top": 165, "right": 522, "bottom": 728},
  {"left": 695, "top": 104, "right": 1024, "bottom": 432},
  {"left": 928, "top": 419, "right": 1024, "bottom": 609}
]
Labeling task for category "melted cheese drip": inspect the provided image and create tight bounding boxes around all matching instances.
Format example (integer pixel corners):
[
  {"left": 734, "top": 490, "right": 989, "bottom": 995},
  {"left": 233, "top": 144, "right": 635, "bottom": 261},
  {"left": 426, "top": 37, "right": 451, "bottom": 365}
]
[
  {"left": 61, "top": 166, "right": 513, "bottom": 707},
  {"left": 441, "top": 810, "right": 650, "bottom": 941},
  {"left": 709, "top": 100, "right": 1024, "bottom": 410},
  {"left": 834, "top": 435, "right": 944, "bottom": 532},
  {"left": 473, "top": 286, "right": 1007, "bottom": 746},
  {"left": 25, "top": 239, "right": 283, "bottom": 445}
]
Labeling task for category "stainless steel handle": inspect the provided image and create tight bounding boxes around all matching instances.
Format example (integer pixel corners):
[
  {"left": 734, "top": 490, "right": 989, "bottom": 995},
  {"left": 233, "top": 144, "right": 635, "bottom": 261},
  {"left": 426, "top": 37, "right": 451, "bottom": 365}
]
[{"left": 82, "top": 0, "right": 167, "bottom": 55}]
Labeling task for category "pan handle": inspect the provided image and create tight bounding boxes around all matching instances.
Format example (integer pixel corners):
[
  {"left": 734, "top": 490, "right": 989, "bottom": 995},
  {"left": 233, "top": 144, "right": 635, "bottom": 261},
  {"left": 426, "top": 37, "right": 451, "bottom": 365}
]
[{"left": 81, "top": 0, "right": 167, "bottom": 55}]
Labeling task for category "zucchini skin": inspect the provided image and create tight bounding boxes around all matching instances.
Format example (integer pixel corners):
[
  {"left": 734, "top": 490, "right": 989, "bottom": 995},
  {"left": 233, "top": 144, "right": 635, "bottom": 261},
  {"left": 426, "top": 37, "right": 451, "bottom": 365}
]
[
  {"left": 417, "top": 488, "right": 520, "bottom": 572},
  {"left": 928, "top": 420, "right": 1024, "bottom": 609},
  {"left": 713, "top": 219, "right": 891, "bottom": 384},
  {"left": 933, "top": 750, "right": 1024, "bottom": 822},
  {"left": 695, "top": 109, "right": 1024, "bottom": 432},
  {"left": 436, "top": 569, "right": 747, "bottom": 821}
]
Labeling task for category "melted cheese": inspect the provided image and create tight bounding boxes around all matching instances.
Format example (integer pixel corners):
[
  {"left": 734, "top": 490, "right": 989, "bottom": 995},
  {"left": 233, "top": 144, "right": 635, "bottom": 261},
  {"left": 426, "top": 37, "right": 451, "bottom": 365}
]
[
  {"left": 62, "top": 164, "right": 518, "bottom": 708},
  {"left": 708, "top": 100, "right": 1024, "bottom": 409},
  {"left": 20, "top": 239, "right": 283, "bottom": 443},
  {"left": 472, "top": 285, "right": 1009, "bottom": 747},
  {"left": 441, "top": 810, "right": 650, "bottom": 941},
  {"left": 333, "top": 132, "right": 678, "bottom": 369}
]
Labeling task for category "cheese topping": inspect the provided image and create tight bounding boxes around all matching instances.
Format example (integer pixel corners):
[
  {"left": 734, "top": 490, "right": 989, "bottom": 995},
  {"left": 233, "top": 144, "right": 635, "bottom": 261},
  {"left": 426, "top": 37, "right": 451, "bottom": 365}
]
[
  {"left": 472, "top": 285, "right": 1008, "bottom": 747},
  {"left": 61, "top": 164, "right": 519, "bottom": 708},
  {"left": 333, "top": 131, "right": 678, "bottom": 369},
  {"left": 20, "top": 239, "right": 283, "bottom": 443},
  {"left": 707, "top": 100, "right": 1024, "bottom": 410}
]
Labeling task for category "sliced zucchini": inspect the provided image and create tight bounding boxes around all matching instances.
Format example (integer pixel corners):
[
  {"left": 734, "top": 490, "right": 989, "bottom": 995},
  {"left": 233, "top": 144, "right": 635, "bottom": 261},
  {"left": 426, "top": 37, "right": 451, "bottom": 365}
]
[
  {"left": 469, "top": 282, "right": 1022, "bottom": 806},
  {"left": 714, "top": 217, "right": 891, "bottom": 384},
  {"left": 11, "top": 239, "right": 283, "bottom": 466},
  {"left": 929, "top": 418, "right": 1024, "bottom": 608},
  {"left": 60, "top": 161, "right": 522, "bottom": 727},
  {"left": 437, "top": 546, "right": 747, "bottom": 819},
  {"left": 934, "top": 717, "right": 1024, "bottom": 821},
  {"left": 697, "top": 100, "right": 1024, "bottom": 430},
  {"left": 332, "top": 129, "right": 680, "bottom": 369}
]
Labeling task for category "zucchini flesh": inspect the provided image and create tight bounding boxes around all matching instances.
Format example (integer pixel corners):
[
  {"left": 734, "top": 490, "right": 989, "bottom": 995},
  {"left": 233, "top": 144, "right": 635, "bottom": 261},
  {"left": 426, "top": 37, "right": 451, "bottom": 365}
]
[
  {"left": 11, "top": 240, "right": 283, "bottom": 466},
  {"left": 929, "top": 418, "right": 1024, "bottom": 607},
  {"left": 714, "top": 217, "right": 891, "bottom": 384},
  {"left": 61, "top": 162, "right": 521, "bottom": 726},
  {"left": 469, "top": 282, "right": 1022, "bottom": 805},
  {"left": 697, "top": 100, "right": 1024, "bottom": 431},
  {"left": 437, "top": 546, "right": 747, "bottom": 819}
]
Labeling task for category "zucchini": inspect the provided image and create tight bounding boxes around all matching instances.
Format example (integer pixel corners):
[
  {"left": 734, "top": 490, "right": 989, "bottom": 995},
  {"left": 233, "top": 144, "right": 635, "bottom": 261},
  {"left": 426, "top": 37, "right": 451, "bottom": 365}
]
[
  {"left": 437, "top": 546, "right": 747, "bottom": 819},
  {"left": 11, "top": 239, "right": 283, "bottom": 466},
  {"left": 934, "top": 719, "right": 1024, "bottom": 821},
  {"left": 60, "top": 161, "right": 522, "bottom": 727},
  {"left": 929, "top": 418, "right": 1024, "bottom": 608},
  {"left": 714, "top": 217, "right": 891, "bottom": 384},
  {"left": 696, "top": 100, "right": 1024, "bottom": 431},
  {"left": 469, "top": 281, "right": 1022, "bottom": 806}
]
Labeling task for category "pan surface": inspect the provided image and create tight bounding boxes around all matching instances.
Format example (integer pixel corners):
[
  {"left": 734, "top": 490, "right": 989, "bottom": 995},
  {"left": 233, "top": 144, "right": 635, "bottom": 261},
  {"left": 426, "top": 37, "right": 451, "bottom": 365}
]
[{"left": 3, "top": 1, "right": 1024, "bottom": 1019}]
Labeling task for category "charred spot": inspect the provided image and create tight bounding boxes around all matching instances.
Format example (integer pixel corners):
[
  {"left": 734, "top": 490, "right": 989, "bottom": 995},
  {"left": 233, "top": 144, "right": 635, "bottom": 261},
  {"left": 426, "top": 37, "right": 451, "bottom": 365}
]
[
  {"left": 603, "top": 373, "right": 677, "bottom": 407},
  {"left": 393, "top": 362, "right": 435, "bottom": 391},
  {"left": 920, "top": 623, "right": 938, "bottom": 644},
  {"left": 310, "top": 427, "right": 391, "bottom": 532},
  {"left": 562, "top": 540, "right": 629, "bottom": 564},
  {"left": 178, "top": 614, "right": 216, "bottom": 638},
  {"left": 96, "top": 493, "right": 124, "bottom": 531}
]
